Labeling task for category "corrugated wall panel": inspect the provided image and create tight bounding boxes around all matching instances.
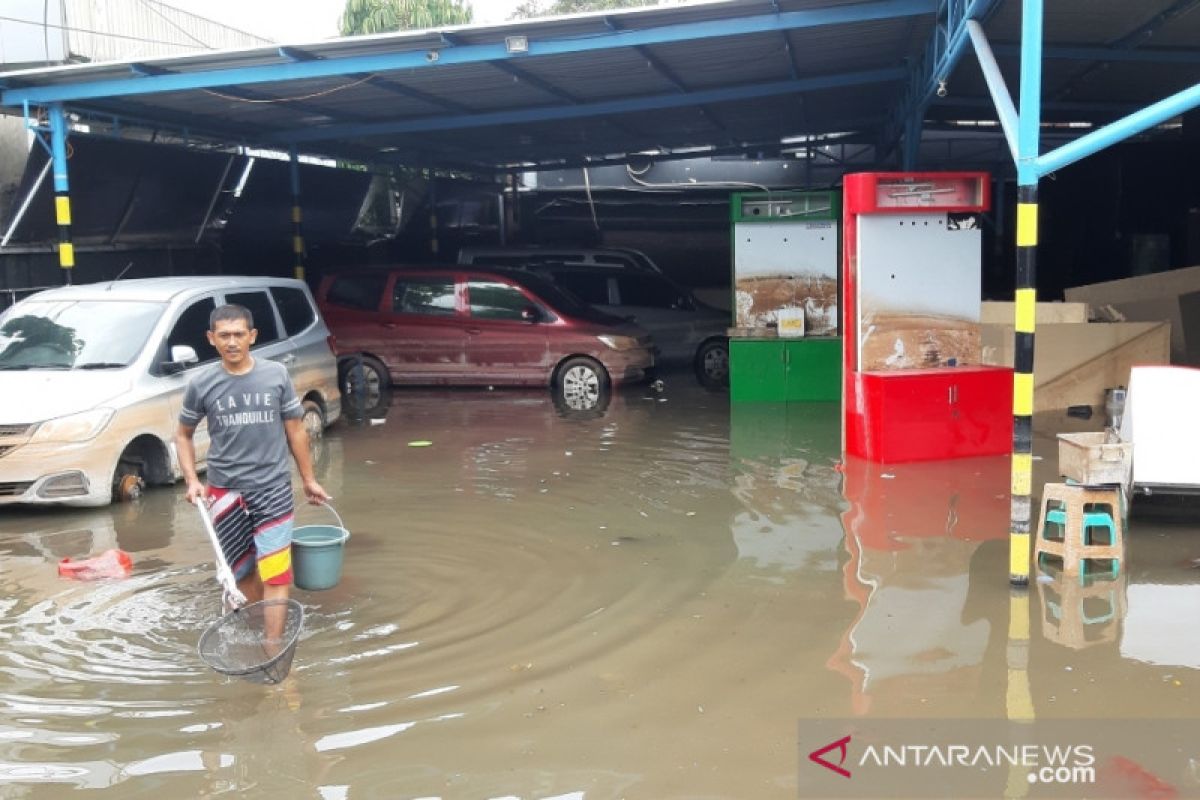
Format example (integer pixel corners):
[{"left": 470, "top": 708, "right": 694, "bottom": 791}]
[{"left": 64, "top": 0, "right": 269, "bottom": 63}]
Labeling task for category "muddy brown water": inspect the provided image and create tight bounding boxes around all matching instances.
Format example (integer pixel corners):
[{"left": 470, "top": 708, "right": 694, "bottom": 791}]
[{"left": 1, "top": 376, "right": 1199, "bottom": 798}]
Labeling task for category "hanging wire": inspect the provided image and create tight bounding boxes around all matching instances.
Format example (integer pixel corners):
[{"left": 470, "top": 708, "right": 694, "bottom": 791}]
[{"left": 202, "top": 73, "right": 380, "bottom": 104}]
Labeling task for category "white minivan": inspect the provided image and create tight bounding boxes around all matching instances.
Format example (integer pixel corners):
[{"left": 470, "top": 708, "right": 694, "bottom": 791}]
[{"left": 0, "top": 276, "right": 341, "bottom": 507}]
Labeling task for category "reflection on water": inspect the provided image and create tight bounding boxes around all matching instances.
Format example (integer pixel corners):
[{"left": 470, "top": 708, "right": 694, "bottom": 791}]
[
  {"left": 832, "top": 455, "right": 1010, "bottom": 715},
  {"left": 2, "top": 376, "right": 1200, "bottom": 797}
]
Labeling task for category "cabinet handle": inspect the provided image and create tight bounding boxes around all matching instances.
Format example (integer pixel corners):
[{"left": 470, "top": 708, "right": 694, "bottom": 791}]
[{"left": 949, "top": 385, "right": 958, "bottom": 404}]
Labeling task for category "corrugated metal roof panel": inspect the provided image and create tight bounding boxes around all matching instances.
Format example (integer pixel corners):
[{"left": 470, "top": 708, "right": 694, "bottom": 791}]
[{"left": 1, "top": 0, "right": 1196, "bottom": 172}]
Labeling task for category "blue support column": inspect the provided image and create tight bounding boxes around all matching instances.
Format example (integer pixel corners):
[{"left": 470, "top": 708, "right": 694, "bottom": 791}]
[
  {"left": 48, "top": 103, "right": 74, "bottom": 285},
  {"left": 289, "top": 148, "right": 305, "bottom": 281},
  {"left": 1009, "top": 0, "right": 1044, "bottom": 587}
]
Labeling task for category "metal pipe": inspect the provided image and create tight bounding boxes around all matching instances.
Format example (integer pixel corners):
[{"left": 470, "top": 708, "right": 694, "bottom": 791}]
[
  {"left": 966, "top": 19, "right": 1018, "bottom": 163},
  {"left": 1037, "top": 82, "right": 1200, "bottom": 177},
  {"left": 289, "top": 147, "right": 305, "bottom": 281},
  {"left": 196, "top": 153, "right": 237, "bottom": 244},
  {"left": 1016, "top": 0, "right": 1043, "bottom": 183},
  {"left": 1, "top": 156, "right": 51, "bottom": 248},
  {"left": 497, "top": 189, "right": 507, "bottom": 246}
]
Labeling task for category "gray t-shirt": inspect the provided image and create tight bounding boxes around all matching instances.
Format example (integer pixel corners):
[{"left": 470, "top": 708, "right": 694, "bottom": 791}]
[{"left": 179, "top": 358, "right": 304, "bottom": 490}]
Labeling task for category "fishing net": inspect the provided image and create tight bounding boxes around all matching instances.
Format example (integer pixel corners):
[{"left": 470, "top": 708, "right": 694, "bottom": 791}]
[{"left": 197, "top": 599, "right": 304, "bottom": 685}]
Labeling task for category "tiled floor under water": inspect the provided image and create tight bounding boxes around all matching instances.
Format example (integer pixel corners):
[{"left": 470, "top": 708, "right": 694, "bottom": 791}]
[{"left": 0, "top": 374, "right": 1198, "bottom": 798}]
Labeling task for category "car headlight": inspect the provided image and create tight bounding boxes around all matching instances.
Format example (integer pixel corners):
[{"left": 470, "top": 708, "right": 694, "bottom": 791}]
[
  {"left": 29, "top": 408, "right": 115, "bottom": 443},
  {"left": 597, "top": 334, "right": 640, "bottom": 351}
]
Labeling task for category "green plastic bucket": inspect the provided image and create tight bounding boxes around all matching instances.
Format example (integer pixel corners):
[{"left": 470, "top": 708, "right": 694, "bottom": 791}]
[{"left": 292, "top": 503, "right": 350, "bottom": 591}]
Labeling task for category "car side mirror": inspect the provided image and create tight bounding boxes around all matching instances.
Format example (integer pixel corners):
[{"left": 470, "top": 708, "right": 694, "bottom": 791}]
[
  {"left": 521, "top": 306, "right": 540, "bottom": 323},
  {"left": 163, "top": 344, "right": 198, "bottom": 374}
]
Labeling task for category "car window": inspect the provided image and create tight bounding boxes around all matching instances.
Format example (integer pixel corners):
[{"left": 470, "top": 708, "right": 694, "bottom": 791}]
[
  {"left": 327, "top": 274, "right": 386, "bottom": 310},
  {"left": 548, "top": 272, "right": 610, "bottom": 305},
  {"left": 615, "top": 274, "right": 687, "bottom": 309},
  {"left": 166, "top": 298, "right": 218, "bottom": 366},
  {"left": 226, "top": 291, "right": 280, "bottom": 347},
  {"left": 393, "top": 277, "right": 457, "bottom": 316},
  {"left": 271, "top": 286, "right": 315, "bottom": 335},
  {"left": 467, "top": 280, "right": 536, "bottom": 321}
]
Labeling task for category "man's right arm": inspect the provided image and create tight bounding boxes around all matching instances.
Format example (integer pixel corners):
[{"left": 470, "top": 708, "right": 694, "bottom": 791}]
[
  {"left": 175, "top": 423, "right": 206, "bottom": 504},
  {"left": 177, "top": 379, "right": 206, "bottom": 504}
]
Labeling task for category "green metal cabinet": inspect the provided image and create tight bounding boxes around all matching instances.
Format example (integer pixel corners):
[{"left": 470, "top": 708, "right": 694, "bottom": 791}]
[{"left": 730, "top": 338, "right": 841, "bottom": 402}]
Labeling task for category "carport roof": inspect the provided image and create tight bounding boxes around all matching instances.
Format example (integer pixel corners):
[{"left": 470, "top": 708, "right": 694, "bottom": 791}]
[{"left": 0, "top": 0, "right": 1198, "bottom": 172}]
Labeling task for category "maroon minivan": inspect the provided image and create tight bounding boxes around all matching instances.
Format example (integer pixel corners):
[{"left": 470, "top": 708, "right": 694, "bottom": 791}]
[{"left": 317, "top": 266, "right": 655, "bottom": 407}]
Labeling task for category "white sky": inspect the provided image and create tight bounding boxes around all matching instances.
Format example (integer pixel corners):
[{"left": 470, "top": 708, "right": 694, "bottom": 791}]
[{"left": 165, "top": 0, "right": 527, "bottom": 43}]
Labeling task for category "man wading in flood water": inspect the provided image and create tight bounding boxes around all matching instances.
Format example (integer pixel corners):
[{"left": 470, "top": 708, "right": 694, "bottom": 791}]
[{"left": 175, "top": 304, "right": 329, "bottom": 637}]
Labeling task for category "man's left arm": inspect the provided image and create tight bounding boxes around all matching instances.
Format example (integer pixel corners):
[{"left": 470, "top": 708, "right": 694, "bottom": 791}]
[{"left": 284, "top": 416, "right": 329, "bottom": 505}]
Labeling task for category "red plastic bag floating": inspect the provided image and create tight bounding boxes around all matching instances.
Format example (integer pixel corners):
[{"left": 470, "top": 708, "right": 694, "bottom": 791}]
[{"left": 57, "top": 549, "right": 133, "bottom": 580}]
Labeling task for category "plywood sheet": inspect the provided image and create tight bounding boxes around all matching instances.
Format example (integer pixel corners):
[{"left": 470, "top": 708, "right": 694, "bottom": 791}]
[
  {"left": 1065, "top": 265, "right": 1200, "bottom": 364},
  {"left": 982, "top": 321, "right": 1170, "bottom": 412}
]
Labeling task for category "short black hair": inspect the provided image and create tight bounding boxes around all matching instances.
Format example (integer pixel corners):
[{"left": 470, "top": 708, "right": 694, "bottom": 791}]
[{"left": 210, "top": 304, "right": 254, "bottom": 330}]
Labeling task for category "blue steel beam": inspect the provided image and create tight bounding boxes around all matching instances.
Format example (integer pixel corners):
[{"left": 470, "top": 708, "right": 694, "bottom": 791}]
[
  {"left": 967, "top": 20, "right": 1018, "bottom": 162},
  {"left": 1, "top": 0, "right": 934, "bottom": 105},
  {"left": 273, "top": 67, "right": 906, "bottom": 144},
  {"left": 1036, "top": 82, "right": 1200, "bottom": 176},
  {"left": 939, "top": 96, "right": 1138, "bottom": 116},
  {"left": 1054, "top": 0, "right": 1200, "bottom": 101},
  {"left": 992, "top": 43, "right": 1200, "bottom": 65},
  {"left": 442, "top": 27, "right": 655, "bottom": 148},
  {"left": 364, "top": 76, "right": 474, "bottom": 113},
  {"left": 885, "top": 0, "right": 1003, "bottom": 163},
  {"left": 603, "top": 15, "right": 730, "bottom": 136}
]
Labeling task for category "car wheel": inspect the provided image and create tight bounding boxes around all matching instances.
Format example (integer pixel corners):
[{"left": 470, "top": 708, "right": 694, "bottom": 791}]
[
  {"left": 112, "top": 456, "right": 145, "bottom": 503},
  {"left": 555, "top": 356, "right": 609, "bottom": 410},
  {"left": 301, "top": 399, "right": 325, "bottom": 441},
  {"left": 340, "top": 354, "right": 388, "bottom": 414},
  {"left": 695, "top": 339, "right": 729, "bottom": 386}
]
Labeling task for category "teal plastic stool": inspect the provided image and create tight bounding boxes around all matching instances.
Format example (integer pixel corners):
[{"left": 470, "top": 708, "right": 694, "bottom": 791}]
[
  {"left": 1036, "top": 483, "right": 1123, "bottom": 584},
  {"left": 1045, "top": 508, "right": 1118, "bottom": 546}
]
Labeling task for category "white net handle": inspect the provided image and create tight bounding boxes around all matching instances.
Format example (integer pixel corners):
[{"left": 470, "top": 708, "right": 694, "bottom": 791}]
[{"left": 195, "top": 500, "right": 248, "bottom": 607}]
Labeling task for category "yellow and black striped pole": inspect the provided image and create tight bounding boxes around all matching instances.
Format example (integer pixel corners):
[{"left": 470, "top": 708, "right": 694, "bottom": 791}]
[
  {"left": 288, "top": 148, "right": 305, "bottom": 281},
  {"left": 1009, "top": 185, "right": 1038, "bottom": 585},
  {"left": 47, "top": 104, "right": 74, "bottom": 285},
  {"left": 1004, "top": 588, "right": 1034, "bottom": 797}
]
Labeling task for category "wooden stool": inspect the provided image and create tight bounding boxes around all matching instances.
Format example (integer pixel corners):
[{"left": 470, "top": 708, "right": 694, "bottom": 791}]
[{"left": 1034, "top": 482, "right": 1125, "bottom": 580}]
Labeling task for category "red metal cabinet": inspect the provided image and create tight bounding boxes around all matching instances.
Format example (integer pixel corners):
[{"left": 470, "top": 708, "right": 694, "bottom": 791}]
[{"left": 846, "top": 366, "right": 1012, "bottom": 462}]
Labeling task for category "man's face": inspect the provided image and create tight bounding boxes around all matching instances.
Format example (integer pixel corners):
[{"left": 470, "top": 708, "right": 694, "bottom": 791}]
[{"left": 207, "top": 318, "right": 257, "bottom": 368}]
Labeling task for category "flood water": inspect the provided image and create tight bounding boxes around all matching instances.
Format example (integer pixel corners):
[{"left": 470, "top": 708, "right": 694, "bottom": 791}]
[{"left": 2, "top": 374, "right": 1200, "bottom": 798}]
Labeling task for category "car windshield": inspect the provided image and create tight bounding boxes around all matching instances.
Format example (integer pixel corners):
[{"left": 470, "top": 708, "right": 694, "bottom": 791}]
[{"left": 0, "top": 300, "right": 164, "bottom": 370}]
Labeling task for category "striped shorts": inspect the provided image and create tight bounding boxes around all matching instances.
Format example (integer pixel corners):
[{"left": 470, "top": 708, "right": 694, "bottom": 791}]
[{"left": 208, "top": 483, "right": 294, "bottom": 586}]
